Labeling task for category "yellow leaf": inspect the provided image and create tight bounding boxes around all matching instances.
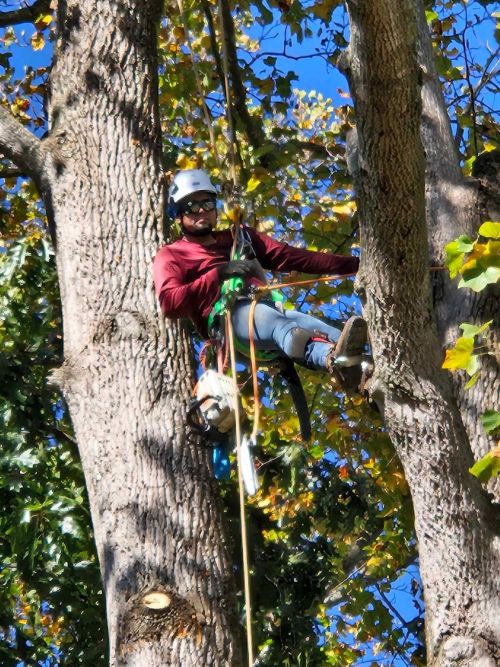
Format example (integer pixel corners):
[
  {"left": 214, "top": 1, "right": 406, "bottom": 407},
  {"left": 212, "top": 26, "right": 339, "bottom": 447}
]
[
  {"left": 365, "top": 555, "right": 384, "bottom": 571},
  {"left": 4, "top": 176, "right": 18, "bottom": 189},
  {"left": 224, "top": 206, "right": 243, "bottom": 223},
  {"left": 383, "top": 470, "right": 408, "bottom": 493},
  {"left": 34, "top": 13, "right": 53, "bottom": 30},
  {"left": 460, "top": 240, "right": 499, "bottom": 273},
  {"left": 299, "top": 118, "right": 313, "bottom": 130},
  {"left": 14, "top": 97, "right": 30, "bottom": 111},
  {"left": 463, "top": 155, "right": 476, "bottom": 176},
  {"left": 3, "top": 27, "right": 16, "bottom": 47},
  {"left": 332, "top": 201, "right": 356, "bottom": 219},
  {"left": 442, "top": 336, "right": 474, "bottom": 371},
  {"left": 478, "top": 221, "right": 500, "bottom": 240},
  {"left": 257, "top": 219, "right": 274, "bottom": 233},
  {"left": 246, "top": 175, "right": 263, "bottom": 193},
  {"left": 30, "top": 31, "right": 45, "bottom": 51},
  {"left": 176, "top": 154, "right": 198, "bottom": 169}
]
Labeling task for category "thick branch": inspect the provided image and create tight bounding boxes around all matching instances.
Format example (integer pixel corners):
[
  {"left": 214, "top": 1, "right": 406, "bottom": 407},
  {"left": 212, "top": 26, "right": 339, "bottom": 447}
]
[
  {"left": 0, "top": 106, "right": 46, "bottom": 180},
  {"left": 201, "top": 0, "right": 226, "bottom": 96},
  {"left": 0, "top": 107, "right": 56, "bottom": 242},
  {"left": 218, "top": 0, "right": 266, "bottom": 151},
  {"left": 344, "top": 0, "right": 500, "bottom": 661},
  {"left": 0, "top": 0, "right": 51, "bottom": 27},
  {"left": 0, "top": 166, "right": 24, "bottom": 179},
  {"left": 202, "top": 0, "right": 329, "bottom": 167}
]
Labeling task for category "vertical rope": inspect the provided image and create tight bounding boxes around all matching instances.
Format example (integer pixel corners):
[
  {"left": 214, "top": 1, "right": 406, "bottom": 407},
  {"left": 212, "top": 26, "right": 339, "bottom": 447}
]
[
  {"left": 215, "top": 1, "right": 254, "bottom": 662},
  {"left": 226, "top": 316, "right": 254, "bottom": 666}
]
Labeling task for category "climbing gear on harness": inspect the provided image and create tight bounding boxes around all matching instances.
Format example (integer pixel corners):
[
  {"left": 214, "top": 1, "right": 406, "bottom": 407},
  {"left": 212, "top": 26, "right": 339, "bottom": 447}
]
[
  {"left": 195, "top": 369, "right": 237, "bottom": 433},
  {"left": 187, "top": 370, "right": 239, "bottom": 481},
  {"left": 241, "top": 434, "right": 259, "bottom": 496},
  {"left": 207, "top": 225, "right": 284, "bottom": 364}
]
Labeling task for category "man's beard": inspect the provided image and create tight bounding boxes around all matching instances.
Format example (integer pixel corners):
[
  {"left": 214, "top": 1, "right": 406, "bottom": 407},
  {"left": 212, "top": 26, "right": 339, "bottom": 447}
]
[{"left": 181, "top": 221, "right": 214, "bottom": 237}]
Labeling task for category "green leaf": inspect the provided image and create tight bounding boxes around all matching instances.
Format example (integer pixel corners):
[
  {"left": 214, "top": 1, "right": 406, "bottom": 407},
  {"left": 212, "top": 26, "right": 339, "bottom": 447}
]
[
  {"left": 469, "top": 447, "right": 500, "bottom": 483},
  {"left": 459, "top": 319, "right": 493, "bottom": 338},
  {"left": 0, "top": 52, "right": 12, "bottom": 69},
  {"left": 481, "top": 410, "right": 500, "bottom": 434},
  {"left": 465, "top": 353, "right": 480, "bottom": 377},
  {"left": 435, "top": 55, "right": 453, "bottom": 77},
  {"left": 464, "top": 371, "right": 480, "bottom": 389},
  {"left": 444, "top": 235, "right": 474, "bottom": 277},
  {"left": 453, "top": 235, "right": 475, "bottom": 252},
  {"left": 425, "top": 10, "right": 439, "bottom": 22},
  {"left": 478, "top": 221, "right": 500, "bottom": 239},
  {"left": 459, "top": 265, "right": 500, "bottom": 292},
  {"left": 308, "top": 444, "right": 324, "bottom": 460}
]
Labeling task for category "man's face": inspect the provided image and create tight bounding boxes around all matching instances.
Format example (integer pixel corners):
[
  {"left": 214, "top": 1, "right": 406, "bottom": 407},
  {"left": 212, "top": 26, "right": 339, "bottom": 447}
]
[{"left": 178, "top": 191, "right": 217, "bottom": 236}]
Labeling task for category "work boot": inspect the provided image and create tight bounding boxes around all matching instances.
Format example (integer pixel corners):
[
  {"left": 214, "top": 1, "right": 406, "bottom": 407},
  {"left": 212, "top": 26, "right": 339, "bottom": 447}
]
[{"left": 326, "top": 316, "right": 368, "bottom": 392}]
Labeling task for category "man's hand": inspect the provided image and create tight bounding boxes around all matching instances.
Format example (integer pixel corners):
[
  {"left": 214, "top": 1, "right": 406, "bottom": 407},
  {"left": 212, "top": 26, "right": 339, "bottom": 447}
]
[{"left": 217, "top": 259, "right": 260, "bottom": 280}]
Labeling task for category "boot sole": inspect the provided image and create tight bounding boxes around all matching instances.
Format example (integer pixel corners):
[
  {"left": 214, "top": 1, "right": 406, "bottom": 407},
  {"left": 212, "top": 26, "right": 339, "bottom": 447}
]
[{"left": 334, "top": 317, "right": 367, "bottom": 360}]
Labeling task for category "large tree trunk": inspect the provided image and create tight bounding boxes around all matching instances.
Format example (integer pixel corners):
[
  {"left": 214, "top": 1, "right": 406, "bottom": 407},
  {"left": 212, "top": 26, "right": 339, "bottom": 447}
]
[
  {"left": 1, "top": 1, "right": 242, "bottom": 664},
  {"left": 343, "top": 1, "right": 500, "bottom": 665},
  {"left": 414, "top": 0, "right": 500, "bottom": 480}
]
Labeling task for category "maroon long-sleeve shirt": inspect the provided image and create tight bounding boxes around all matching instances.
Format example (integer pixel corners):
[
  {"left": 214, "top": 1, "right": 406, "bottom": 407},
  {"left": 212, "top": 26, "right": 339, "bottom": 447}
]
[{"left": 153, "top": 227, "right": 359, "bottom": 337}]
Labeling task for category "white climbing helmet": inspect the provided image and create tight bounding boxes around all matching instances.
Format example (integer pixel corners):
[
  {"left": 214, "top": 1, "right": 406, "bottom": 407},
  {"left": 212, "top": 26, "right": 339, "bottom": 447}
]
[{"left": 169, "top": 169, "right": 217, "bottom": 211}]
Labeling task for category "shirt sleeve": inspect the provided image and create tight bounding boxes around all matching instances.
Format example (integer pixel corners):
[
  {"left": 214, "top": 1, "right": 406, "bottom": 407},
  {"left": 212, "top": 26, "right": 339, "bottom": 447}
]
[
  {"left": 248, "top": 228, "right": 359, "bottom": 276},
  {"left": 153, "top": 250, "right": 221, "bottom": 318}
]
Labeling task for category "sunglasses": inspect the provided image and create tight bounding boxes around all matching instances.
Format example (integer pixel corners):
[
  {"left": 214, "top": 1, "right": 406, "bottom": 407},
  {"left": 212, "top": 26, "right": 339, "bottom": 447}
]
[{"left": 180, "top": 198, "right": 217, "bottom": 215}]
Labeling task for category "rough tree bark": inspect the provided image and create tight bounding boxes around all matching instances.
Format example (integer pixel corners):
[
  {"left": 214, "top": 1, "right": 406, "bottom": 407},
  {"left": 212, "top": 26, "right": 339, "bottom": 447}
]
[
  {"left": 0, "top": 1, "right": 241, "bottom": 665},
  {"left": 343, "top": 1, "right": 500, "bottom": 666},
  {"left": 414, "top": 0, "right": 500, "bottom": 480}
]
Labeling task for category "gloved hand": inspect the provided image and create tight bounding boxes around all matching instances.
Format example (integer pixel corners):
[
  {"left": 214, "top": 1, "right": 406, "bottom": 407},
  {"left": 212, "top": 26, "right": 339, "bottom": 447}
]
[{"left": 217, "top": 259, "right": 259, "bottom": 280}]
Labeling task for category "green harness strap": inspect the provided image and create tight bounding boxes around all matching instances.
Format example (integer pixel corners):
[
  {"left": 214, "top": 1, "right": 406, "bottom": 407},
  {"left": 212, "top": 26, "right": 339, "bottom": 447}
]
[
  {"left": 207, "top": 277, "right": 285, "bottom": 363},
  {"left": 207, "top": 224, "right": 286, "bottom": 362}
]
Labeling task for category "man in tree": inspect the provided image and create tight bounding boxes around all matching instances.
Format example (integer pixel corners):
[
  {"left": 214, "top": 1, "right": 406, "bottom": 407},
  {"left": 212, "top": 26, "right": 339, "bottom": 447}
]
[{"left": 154, "top": 169, "right": 368, "bottom": 391}]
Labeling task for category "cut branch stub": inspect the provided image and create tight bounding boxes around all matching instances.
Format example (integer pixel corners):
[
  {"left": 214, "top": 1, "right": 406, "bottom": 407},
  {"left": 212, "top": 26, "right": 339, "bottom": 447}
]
[
  {"left": 119, "top": 587, "right": 206, "bottom": 658},
  {"left": 141, "top": 591, "right": 172, "bottom": 613}
]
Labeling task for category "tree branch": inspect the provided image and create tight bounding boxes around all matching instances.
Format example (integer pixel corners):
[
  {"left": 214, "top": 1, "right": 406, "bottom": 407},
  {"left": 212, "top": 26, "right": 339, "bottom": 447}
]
[
  {"left": 41, "top": 425, "right": 78, "bottom": 447},
  {"left": 454, "top": 50, "right": 499, "bottom": 152},
  {"left": 0, "top": 166, "right": 25, "bottom": 179},
  {"left": 201, "top": 0, "right": 226, "bottom": 97},
  {"left": 0, "top": 106, "right": 45, "bottom": 180},
  {"left": 0, "top": 0, "right": 51, "bottom": 28},
  {"left": 218, "top": 0, "right": 274, "bottom": 172},
  {"left": 201, "top": 0, "right": 330, "bottom": 167},
  {"left": 0, "top": 106, "right": 56, "bottom": 244}
]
